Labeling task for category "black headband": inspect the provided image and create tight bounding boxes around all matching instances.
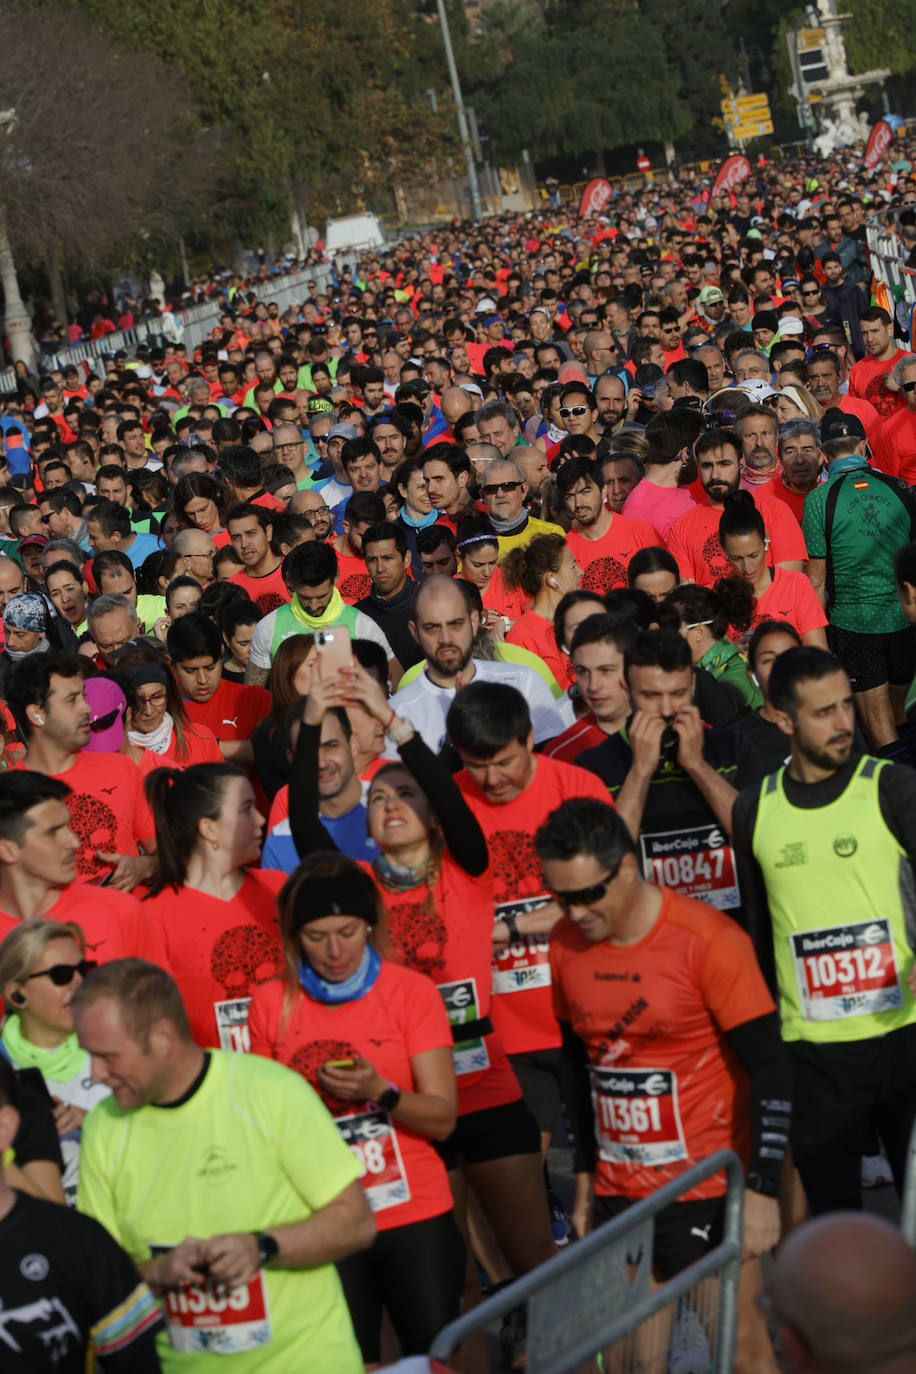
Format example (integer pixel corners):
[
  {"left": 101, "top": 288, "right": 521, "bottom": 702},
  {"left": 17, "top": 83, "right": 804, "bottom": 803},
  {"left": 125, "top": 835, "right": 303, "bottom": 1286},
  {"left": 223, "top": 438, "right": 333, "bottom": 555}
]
[{"left": 292, "top": 871, "right": 379, "bottom": 929}]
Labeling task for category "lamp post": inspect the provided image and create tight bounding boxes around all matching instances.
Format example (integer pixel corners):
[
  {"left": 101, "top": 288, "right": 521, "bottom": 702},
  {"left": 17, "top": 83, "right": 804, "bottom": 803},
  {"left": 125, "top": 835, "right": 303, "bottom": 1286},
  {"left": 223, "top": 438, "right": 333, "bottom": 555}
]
[{"left": 434, "top": 0, "right": 482, "bottom": 222}]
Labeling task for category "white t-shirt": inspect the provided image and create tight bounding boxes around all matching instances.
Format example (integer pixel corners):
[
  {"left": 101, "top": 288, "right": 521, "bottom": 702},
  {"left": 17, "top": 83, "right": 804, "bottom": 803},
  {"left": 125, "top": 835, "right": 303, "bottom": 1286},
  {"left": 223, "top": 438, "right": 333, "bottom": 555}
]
[{"left": 389, "top": 658, "right": 573, "bottom": 754}]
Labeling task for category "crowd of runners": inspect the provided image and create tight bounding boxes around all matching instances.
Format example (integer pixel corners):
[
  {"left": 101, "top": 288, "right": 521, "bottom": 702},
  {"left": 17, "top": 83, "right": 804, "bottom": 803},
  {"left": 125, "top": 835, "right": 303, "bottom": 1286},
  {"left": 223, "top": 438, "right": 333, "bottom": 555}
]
[{"left": 0, "top": 134, "right": 915, "bottom": 1373}]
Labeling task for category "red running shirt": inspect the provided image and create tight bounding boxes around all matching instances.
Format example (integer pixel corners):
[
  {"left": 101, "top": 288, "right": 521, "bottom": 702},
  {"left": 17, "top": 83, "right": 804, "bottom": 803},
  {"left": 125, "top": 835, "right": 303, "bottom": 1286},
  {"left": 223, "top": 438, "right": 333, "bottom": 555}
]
[
  {"left": 13, "top": 752, "right": 154, "bottom": 883},
  {"left": 359, "top": 854, "right": 520, "bottom": 1115},
  {"left": 456, "top": 757, "right": 611, "bottom": 1055},
  {"left": 567, "top": 515, "right": 659, "bottom": 594},
  {"left": 249, "top": 963, "right": 454, "bottom": 1229},
  {"left": 0, "top": 884, "right": 163, "bottom": 965},
  {"left": 143, "top": 869, "right": 286, "bottom": 1052}
]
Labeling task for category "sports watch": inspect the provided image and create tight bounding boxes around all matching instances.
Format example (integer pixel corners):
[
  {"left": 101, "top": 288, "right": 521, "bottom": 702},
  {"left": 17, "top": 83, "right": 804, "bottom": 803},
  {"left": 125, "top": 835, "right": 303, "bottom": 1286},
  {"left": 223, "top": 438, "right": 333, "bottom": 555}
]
[
  {"left": 253, "top": 1231, "right": 279, "bottom": 1267},
  {"left": 376, "top": 1083, "right": 402, "bottom": 1112}
]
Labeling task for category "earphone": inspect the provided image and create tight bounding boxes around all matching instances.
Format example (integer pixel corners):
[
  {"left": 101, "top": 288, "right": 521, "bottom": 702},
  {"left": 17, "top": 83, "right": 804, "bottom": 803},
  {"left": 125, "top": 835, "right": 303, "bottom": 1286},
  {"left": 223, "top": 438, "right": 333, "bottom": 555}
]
[
  {"left": 35, "top": 714, "right": 44, "bottom": 724},
  {"left": 10, "top": 991, "right": 24, "bottom": 1005}
]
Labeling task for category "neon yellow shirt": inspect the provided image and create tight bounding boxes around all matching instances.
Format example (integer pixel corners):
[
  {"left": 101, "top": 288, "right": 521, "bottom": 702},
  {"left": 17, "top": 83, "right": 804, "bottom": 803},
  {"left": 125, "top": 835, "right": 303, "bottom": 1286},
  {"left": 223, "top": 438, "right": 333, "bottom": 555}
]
[{"left": 78, "top": 1050, "right": 363, "bottom": 1372}]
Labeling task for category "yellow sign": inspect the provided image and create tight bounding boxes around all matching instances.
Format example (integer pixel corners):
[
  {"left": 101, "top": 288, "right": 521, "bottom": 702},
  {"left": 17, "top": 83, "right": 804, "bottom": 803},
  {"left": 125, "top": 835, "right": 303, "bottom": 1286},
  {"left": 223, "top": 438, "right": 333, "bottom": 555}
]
[
  {"left": 722, "top": 93, "right": 770, "bottom": 113},
  {"left": 730, "top": 119, "right": 774, "bottom": 140},
  {"left": 796, "top": 26, "right": 825, "bottom": 50}
]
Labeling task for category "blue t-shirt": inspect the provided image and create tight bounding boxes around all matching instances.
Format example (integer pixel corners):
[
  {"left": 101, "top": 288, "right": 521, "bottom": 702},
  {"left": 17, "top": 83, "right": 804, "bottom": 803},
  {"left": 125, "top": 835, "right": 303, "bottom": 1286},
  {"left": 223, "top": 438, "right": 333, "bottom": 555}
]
[
  {"left": 261, "top": 802, "right": 378, "bottom": 872},
  {"left": 122, "top": 531, "right": 162, "bottom": 568}
]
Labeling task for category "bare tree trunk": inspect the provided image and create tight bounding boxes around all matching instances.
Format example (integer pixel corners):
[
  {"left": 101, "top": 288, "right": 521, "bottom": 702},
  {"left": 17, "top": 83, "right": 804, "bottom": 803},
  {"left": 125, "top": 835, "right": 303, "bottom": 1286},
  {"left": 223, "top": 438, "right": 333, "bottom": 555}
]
[
  {"left": 0, "top": 209, "right": 35, "bottom": 366},
  {"left": 46, "top": 237, "right": 68, "bottom": 327}
]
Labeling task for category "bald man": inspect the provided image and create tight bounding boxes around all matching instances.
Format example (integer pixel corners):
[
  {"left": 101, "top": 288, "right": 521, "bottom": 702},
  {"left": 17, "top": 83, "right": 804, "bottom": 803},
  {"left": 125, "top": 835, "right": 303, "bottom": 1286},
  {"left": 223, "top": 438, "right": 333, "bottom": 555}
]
[
  {"left": 768, "top": 1212, "right": 916, "bottom": 1373},
  {"left": 440, "top": 386, "right": 472, "bottom": 428}
]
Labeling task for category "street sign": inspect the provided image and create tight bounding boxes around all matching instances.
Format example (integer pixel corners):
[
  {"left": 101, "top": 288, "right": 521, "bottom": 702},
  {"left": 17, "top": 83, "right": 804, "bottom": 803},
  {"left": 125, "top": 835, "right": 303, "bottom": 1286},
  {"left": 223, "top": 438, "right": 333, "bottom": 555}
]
[
  {"left": 729, "top": 119, "right": 774, "bottom": 140},
  {"left": 721, "top": 93, "right": 770, "bottom": 113}
]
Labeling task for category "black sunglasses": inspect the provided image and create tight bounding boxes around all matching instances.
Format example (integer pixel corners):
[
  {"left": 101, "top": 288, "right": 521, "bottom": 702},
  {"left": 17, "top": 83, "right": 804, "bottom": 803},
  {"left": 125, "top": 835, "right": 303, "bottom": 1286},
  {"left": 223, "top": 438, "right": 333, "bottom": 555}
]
[
  {"left": 482, "top": 480, "right": 523, "bottom": 496},
  {"left": 549, "top": 869, "right": 619, "bottom": 912},
  {"left": 26, "top": 959, "right": 97, "bottom": 986}
]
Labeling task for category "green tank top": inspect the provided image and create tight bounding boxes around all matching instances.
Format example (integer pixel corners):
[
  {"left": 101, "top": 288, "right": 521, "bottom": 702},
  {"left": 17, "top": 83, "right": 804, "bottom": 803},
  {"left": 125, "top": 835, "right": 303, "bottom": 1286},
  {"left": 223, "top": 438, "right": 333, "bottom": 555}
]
[
  {"left": 269, "top": 594, "right": 362, "bottom": 658},
  {"left": 752, "top": 755, "right": 916, "bottom": 1044}
]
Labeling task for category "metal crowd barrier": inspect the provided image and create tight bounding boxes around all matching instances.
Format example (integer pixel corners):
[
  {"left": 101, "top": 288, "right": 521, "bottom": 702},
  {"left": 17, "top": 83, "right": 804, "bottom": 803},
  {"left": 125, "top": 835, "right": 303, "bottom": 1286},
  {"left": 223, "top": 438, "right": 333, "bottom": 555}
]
[
  {"left": 867, "top": 208, "right": 916, "bottom": 310},
  {"left": 2, "top": 262, "right": 335, "bottom": 391},
  {"left": 428, "top": 1149, "right": 744, "bottom": 1374}
]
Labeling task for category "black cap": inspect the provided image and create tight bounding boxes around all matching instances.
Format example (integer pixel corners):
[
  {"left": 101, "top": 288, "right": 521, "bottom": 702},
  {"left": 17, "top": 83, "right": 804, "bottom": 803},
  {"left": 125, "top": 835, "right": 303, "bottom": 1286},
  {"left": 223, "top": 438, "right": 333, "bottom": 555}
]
[
  {"left": 819, "top": 407, "right": 866, "bottom": 444},
  {"left": 752, "top": 310, "right": 779, "bottom": 333}
]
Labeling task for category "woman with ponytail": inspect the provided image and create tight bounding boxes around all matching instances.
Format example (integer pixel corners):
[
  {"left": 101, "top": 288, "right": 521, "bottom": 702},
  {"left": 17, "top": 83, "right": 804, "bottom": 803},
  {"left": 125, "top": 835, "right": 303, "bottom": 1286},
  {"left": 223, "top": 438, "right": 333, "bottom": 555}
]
[
  {"left": 287, "top": 663, "right": 556, "bottom": 1307},
  {"left": 502, "top": 533, "right": 581, "bottom": 687},
  {"left": 662, "top": 583, "right": 762, "bottom": 711},
  {"left": 248, "top": 852, "right": 464, "bottom": 1368},
  {"left": 717, "top": 491, "right": 828, "bottom": 648},
  {"left": 142, "top": 763, "right": 284, "bottom": 1052}
]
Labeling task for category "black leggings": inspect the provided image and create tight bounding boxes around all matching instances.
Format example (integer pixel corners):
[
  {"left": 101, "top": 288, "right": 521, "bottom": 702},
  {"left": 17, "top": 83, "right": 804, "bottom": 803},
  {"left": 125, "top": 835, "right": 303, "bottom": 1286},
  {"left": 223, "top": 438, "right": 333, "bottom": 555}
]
[{"left": 336, "top": 1209, "right": 466, "bottom": 1364}]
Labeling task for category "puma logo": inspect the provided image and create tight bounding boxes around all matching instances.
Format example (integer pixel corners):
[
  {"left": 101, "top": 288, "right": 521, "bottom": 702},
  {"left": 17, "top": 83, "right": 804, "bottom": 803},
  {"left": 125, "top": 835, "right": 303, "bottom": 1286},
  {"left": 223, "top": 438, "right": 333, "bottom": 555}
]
[
  {"left": 221, "top": 717, "right": 240, "bottom": 728},
  {"left": 690, "top": 1225, "right": 712, "bottom": 1242},
  {"left": 99, "top": 787, "right": 117, "bottom": 795}
]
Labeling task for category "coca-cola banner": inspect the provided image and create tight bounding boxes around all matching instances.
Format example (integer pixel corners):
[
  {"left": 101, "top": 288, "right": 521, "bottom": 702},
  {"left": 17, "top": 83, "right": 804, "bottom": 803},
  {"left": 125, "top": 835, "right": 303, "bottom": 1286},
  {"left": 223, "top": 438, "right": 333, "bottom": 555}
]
[
  {"left": 864, "top": 116, "right": 902, "bottom": 171},
  {"left": 711, "top": 155, "right": 751, "bottom": 198},
  {"left": 578, "top": 178, "right": 612, "bottom": 218}
]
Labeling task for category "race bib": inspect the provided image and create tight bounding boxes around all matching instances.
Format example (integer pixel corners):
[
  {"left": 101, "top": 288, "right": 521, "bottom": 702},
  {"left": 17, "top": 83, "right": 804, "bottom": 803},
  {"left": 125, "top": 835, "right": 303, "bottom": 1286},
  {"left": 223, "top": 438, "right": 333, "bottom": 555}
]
[
  {"left": 337, "top": 1109, "right": 410, "bottom": 1212},
  {"left": 150, "top": 1248, "right": 270, "bottom": 1355},
  {"left": 590, "top": 1067, "right": 687, "bottom": 1166},
  {"left": 214, "top": 998, "right": 251, "bottom": 1052},
  {"left": 492, "top": 896, "right": 552, "bottom": 995},
  {"left": 791, "top": 919, "right": 903, "bottom": 1022},
  {"left": 640, "top": 824, "right": 739, "bottom": 910},
  {"left": 437, "top": 978, "right": 490, "bottom": 1077}
]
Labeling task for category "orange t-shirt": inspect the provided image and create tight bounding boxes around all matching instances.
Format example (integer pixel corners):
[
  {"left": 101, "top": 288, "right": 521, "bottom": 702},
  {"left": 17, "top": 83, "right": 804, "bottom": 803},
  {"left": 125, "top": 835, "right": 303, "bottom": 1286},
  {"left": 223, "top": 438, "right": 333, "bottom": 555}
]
[
  {"left": 566, "top": 514, "right": 660, "bottom": 594},
  {"left": 666, "top": 489, "right": 806, "bottom": 587},
  {"left": 248, "top": 963, "right": 454, "bottom": 1230},
  {"left": 359, "top": 854, "right": 520, "bottom": 1116},
  {"left": 229, "top": 564, "right": 289, "bottom": 617},
  {"left": 13, "top": 751, "right": 154, "bottom": 883},
  {"left": 506, "top": 611, "right": 573, "bottom": 689},
  {"left": 456, "top": 757, "right": 611, "bottom": 1055},
  {"left": 550, "top": 888, "right": 775, "bottom": 1200},
  {"left": 0, "top": 884, "right": 162, "bottom": 964},
  {"left": 142, "top": 869, "right": 286, "bottom": 1052},
  {"left": 726, "top": 567, "right": 827, "bottom": 645}
]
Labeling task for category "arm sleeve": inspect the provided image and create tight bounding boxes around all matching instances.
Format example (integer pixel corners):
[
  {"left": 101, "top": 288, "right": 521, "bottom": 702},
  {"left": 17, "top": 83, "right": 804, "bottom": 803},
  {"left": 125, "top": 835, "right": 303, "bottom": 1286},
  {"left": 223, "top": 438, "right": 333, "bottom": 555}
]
[
  {"left": 725, "top": 1012, "right": 792, "bottom": 1187},
  {"left": 878, "top": 766, "right": 916, "bottom": 950},
  {"left": 12, "top": 1068, "right": 64, "bottom": 1172},
  {"left": 398, "top": 733, "right": 489, "bottom": 876},
  {"left": 801, "top": 492, "right": 826, "bottom": 558},
  {"left": 559, "top": 1019, "right": 596, "bottom": 1177},
  {"left": 287, "top": 720, "right": 340, "bottom": 859},
  {"left": 730, "top": 785, "right": 779, "bottom": 999}
]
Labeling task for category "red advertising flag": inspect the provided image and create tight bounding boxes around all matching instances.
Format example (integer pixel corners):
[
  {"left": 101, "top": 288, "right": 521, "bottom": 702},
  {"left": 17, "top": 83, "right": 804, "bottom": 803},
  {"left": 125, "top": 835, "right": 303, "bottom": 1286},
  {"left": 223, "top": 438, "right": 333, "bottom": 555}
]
[
  {"left": 578, "top": 178, "right": 613, "bottom": 219},
  {"left": 864, "top": 118, "right": 894, "bottom": 172},
  {"left": 711, "top": 155, "right": 751, "bottom": 198}
]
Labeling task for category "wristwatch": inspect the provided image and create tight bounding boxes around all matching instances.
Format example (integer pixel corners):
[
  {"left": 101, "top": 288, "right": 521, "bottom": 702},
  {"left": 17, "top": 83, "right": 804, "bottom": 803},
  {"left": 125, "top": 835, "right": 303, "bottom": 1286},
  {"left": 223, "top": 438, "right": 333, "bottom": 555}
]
[
  {"left": 746, "top": 1172, "right": 780, "bottom": 1198},
  {"left": 376, "top": 1083, "right": 402, "bottom": 1113},
  {"left": 387, "top": 715, "right": 414, "bottom": 747},
  {"left": 253, "top": 1231, "right": 279, "bottom": 1267},
  {"left": 502, "top": 912, "right": 521, "bottom": 944}
]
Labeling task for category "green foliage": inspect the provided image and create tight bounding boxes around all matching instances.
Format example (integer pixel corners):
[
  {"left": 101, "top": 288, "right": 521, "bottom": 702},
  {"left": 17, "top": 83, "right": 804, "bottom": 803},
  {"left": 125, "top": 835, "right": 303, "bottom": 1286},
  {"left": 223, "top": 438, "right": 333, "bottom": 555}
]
[{"left": 843, "top": 0, "right": 916, "bottom": 79}]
